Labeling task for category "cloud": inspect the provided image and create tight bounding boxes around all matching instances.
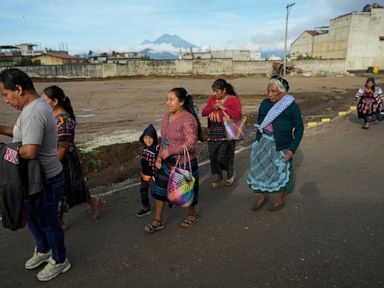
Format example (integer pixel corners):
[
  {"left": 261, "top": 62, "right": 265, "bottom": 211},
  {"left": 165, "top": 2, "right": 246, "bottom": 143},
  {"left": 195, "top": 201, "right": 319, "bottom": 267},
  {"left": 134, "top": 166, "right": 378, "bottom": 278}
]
[{"left": 135, "top": 43, "right": 180, "bottom": 53}]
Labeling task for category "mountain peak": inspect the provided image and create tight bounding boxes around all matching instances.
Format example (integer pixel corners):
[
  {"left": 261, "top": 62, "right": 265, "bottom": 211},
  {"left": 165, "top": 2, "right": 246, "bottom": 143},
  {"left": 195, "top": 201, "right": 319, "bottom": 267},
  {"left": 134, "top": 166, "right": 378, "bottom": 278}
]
[{"left": 141, "top": 34, "right": 198, "bottom": 49}]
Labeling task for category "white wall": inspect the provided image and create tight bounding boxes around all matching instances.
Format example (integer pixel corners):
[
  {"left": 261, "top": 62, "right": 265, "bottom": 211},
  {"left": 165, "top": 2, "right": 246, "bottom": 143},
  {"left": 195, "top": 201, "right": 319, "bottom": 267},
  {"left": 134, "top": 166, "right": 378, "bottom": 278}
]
[{"left": 346, "top": 8, "right": 384, "bottom": 70}]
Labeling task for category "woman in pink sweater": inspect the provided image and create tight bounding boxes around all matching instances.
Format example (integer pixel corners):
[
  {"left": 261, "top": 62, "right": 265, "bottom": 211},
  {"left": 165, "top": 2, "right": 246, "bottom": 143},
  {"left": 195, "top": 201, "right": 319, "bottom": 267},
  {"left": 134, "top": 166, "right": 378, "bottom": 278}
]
[
  {"left": 202, "top": 79, "right": 243, "bottom": 188},
  {"left": 144, "top": 88, "right": 203, "bottom": 233}
]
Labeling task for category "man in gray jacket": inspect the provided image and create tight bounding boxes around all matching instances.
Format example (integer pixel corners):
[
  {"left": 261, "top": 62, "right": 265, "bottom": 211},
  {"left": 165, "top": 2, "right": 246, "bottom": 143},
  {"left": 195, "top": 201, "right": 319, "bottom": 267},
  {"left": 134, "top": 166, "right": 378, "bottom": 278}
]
[{"left": 0, "top": 68, "right": 71, "bottom": 281}]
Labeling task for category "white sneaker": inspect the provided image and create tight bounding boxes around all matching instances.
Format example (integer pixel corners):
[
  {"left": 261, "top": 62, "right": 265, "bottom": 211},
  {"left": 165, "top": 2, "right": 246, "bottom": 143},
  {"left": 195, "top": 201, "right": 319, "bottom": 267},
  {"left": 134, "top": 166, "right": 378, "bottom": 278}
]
[
  {"left": 37, "top": 257, "right": 71, "bottom": 282},
  {"left": 25, "top": 248, "right": 52, "bottom": 270}
]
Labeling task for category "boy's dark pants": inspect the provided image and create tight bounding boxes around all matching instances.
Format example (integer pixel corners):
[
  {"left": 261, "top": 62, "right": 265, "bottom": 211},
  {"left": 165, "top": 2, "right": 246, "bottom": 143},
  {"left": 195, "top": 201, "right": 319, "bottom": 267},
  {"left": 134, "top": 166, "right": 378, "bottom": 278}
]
[{"left": 140, "top": 178, "right": 151, "bottom": 210}]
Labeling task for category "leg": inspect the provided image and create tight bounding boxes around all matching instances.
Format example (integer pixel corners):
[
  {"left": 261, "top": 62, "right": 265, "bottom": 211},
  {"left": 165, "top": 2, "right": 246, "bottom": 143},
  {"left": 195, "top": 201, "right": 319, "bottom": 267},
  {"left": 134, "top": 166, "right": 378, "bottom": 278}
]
[
  {"left": 225, "top": 141, "right": 236, "bottom": 185},
  {"left": 208, "top": 141, "right": 224, "bottom": 180},
  {"left": 268, "top": 192, "right": 286, "bottom": 211},
  {"left": 34, "top": 172, "right": 66, "bottom": 263},
  {"left": 139, "top": 178, "right": 151, "bottom": 210},
  {"left": 144, "top": 200, "right": 165, "bottom": 233},
  {"left": 252, "top": 192, "right": 268, "bottom": 211},
  {"left": 24, "top": 196, "right": 50, "bottom": 254},
  {"left": 180, "top": 204, "right": 199, "bottom": 228}
]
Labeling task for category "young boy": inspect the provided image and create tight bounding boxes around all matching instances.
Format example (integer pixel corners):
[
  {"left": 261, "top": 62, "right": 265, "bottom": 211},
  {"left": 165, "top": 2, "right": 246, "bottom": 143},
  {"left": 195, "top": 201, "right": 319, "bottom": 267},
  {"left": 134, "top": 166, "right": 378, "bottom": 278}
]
[{"left": 136, "top": 124, "right": 159, "bottom": 217}]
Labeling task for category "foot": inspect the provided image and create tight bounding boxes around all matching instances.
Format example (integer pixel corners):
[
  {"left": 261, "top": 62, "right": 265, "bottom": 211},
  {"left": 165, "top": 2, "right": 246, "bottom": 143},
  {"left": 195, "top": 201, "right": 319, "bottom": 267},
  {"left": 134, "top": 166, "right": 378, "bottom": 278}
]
[
  {"left": 180, "top": 214, "right": 199, "bottom": 228},
  {"left": 37, "top": 257, "right": 71, "bottom": 282},
  {"left": 252, "top": 196, "right": 268, "bottom": 211},
  {"left": 136, "top": 208, "right": 152, "bottom": 218},
  {"left": 144, "top": 218, "right": 165, "bottom": 233},
  {"left": 25, "top": 248, "right": 52, "bottom": 270},
  {"left": 225, "top": 175, "right": 236, "bottom": 186},
  {"left": 210, "top": 179, "right": 225, "bottom": 189},
  {"left": 362, "top": 122, "right": 370, "bottom": 129},
  {"left": 90, "top": 196, "right": 102, "bottom": 220},
  {"left": 268, "top": 200, "right": 285, "bottom": 211}
]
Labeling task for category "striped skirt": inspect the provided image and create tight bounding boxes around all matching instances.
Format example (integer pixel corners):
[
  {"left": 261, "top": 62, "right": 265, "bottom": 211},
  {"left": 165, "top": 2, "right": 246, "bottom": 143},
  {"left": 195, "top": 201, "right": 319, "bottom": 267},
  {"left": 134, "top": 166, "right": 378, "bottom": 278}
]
[
  {"left": 154, "top": 157, "right": 199, "bottom": 205},
  {"left": 61, "top": 146, "right": 90, "bottom": 210},
  {"left": 247, "top": 133, "right": 294, "bottom": 193}
]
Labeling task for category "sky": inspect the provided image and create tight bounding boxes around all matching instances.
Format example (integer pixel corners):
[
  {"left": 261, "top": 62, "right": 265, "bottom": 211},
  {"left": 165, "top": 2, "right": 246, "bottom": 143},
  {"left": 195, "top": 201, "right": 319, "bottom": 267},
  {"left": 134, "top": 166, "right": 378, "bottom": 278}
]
[{"left": 1, "top": 0, "right": 380, "bottom": 55}]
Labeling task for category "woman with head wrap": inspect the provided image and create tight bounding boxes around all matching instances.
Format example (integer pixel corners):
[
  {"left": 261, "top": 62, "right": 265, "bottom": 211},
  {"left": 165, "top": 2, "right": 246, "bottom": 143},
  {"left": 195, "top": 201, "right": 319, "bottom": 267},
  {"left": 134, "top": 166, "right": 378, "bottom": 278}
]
[{"left": 247, "top": 76, "right": 304, "bottom": 211}]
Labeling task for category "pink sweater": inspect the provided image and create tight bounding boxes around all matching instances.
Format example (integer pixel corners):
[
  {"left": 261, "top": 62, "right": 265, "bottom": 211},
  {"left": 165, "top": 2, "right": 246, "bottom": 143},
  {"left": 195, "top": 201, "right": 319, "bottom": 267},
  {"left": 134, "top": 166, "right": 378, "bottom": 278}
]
[{"left": 159, "top": 111, "right": 198, "bottom": 161}]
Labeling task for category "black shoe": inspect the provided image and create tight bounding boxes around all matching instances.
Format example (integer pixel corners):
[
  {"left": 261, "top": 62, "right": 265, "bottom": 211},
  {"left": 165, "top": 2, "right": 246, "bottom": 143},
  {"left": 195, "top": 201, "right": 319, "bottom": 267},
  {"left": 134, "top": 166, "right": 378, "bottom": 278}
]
[{"left": 136, "top": 208, "right": 152, "bottom": 218}]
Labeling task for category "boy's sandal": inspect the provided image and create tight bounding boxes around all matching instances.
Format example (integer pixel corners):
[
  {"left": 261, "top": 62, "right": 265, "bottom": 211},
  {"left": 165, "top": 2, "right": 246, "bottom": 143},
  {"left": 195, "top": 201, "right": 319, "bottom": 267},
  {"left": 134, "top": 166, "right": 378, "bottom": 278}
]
[
  {"left": 180, "top": 214, "right": 199, "bottom": 228},
  {"left": 144, "top": 218, "right": 165, "bottom": 233}
]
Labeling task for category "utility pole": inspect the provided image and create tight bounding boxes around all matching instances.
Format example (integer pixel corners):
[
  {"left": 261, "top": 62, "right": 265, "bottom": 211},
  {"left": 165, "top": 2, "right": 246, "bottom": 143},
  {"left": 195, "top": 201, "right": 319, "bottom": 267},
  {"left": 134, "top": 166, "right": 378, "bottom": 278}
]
[{"left": 283, "top": 2, "right": 295, "bottom": 77}]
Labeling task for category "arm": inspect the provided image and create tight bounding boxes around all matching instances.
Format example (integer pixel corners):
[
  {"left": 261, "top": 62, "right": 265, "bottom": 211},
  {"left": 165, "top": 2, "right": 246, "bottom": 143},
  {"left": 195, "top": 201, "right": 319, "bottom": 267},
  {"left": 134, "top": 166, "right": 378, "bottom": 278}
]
[
  {"left": 57, "top": 141, "right": 71, "bottom": 161},
  {"left": 0, "top": 125, "right": 13, "bottom": 137},
  {"left": 201, "top": 97, "right": 215, "bottom": 116},
  {"left": 222, "top": 97, "right": 242, "bottom": 120},
  {"left": 19, "top": 144, "right": 40, "bottom": 160},
  {"left": 288, "top": 104, "right": 304, "bottom": 154}
]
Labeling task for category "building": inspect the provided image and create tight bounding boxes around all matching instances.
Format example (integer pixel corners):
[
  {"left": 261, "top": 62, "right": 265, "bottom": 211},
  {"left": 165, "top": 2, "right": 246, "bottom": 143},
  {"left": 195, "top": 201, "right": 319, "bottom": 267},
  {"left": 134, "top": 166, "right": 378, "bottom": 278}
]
[
  {"left": 107, "top": 51, "right": 147, "bottom": 64},
  {"left": 179, "top": 50, "right": 261, "bottom": 61},
  {"left": 0, "top": 45, "right": 21, "bottom": 66},
  {"left": 15, "top": 43, "right": 44, "bottom": 56},
  {"left": 290, "top": 5, "right": 384, "bottom": 70},
  {"left": 32, "top": 53, "right": 84, "bottom": 65}
]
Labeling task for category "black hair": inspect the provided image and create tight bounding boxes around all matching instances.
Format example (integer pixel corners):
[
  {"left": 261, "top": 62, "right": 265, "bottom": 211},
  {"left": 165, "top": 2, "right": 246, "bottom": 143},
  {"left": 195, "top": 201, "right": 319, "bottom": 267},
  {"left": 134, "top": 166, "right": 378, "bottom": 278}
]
[
  {"left": 211, "top": 78, "right": 237, "bottom": 96},
  {"left": 43, "top": 85, "right": 76, "bottom": 121},
  {"left": 169, "top": 87, "right": 203, "bottom": 142},
  {"left": 0, "top": 68, "right": 36, "bottom": 92},
  {"left": 365, "top": 77, "right": 376, "bottom": 91}
]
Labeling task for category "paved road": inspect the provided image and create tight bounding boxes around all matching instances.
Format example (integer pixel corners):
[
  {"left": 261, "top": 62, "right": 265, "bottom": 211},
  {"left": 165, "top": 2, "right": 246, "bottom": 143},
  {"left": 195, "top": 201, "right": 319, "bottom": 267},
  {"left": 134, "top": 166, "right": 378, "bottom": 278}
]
[{"left": 1, "top": 114, "right": 383, "bottom": 288}]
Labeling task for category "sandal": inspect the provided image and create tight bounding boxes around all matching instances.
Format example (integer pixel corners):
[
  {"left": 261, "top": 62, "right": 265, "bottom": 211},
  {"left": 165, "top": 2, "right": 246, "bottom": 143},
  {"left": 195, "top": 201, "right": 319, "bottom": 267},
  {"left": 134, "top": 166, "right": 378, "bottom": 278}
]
[
  {"left": 225, "top": 175, "right": 236, "bottom": 186},
  {"left": 144, "top": 218, "right": 165, "bottom": 233},
  {"left": 180, "top": 214, "right": 199, "bottom": 228}
]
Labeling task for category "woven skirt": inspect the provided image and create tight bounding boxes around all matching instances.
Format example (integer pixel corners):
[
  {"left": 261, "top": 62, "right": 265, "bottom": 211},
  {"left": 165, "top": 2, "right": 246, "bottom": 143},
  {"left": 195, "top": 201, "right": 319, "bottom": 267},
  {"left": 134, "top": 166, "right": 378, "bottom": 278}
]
[
  {"left": 61, "top": 146, "right": 90, "bottom": 210},
  {"left": 247, "top": 133, "right": 294, "bottom": 193}
]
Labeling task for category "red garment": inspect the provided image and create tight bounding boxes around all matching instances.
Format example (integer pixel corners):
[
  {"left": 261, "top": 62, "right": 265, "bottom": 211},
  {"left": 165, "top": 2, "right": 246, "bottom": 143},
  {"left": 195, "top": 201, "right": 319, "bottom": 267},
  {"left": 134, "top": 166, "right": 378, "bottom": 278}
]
[
  {"left": 202, "top": 95, "right": 242, "bottom": 122},
  {"left": 159, "top": 111, "right": 198, "bottom": 162}
]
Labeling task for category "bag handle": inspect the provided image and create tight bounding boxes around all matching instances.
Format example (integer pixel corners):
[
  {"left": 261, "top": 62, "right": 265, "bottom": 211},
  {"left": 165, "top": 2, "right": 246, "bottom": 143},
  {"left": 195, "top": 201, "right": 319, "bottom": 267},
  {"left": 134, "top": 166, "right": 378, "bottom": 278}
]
[{"left": 175, "top": 145, "right": 192, "bottom": 174}]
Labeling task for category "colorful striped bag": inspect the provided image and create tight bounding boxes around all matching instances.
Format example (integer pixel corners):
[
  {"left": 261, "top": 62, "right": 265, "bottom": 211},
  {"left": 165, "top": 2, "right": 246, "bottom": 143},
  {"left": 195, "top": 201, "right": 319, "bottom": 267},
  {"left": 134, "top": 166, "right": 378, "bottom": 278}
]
[
  {"left": 167, "top": 146, "right": 195, "bottom": 207},
  {"left": 222, "top": 111, "right": 247, "bottom": 140}
]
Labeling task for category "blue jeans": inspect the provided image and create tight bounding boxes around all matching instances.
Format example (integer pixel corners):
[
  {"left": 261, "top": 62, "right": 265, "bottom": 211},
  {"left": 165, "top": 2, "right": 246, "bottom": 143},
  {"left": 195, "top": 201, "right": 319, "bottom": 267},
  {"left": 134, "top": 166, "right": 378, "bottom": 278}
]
[{"left": 24, "top": 171, "right": 66, "bottom": 263}]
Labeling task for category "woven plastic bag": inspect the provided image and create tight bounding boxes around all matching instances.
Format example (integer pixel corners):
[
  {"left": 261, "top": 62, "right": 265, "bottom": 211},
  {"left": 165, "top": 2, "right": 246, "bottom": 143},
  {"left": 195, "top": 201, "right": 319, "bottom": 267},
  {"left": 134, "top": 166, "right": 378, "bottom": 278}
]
[
  {"left": 222, "top": 111, "right": 247, "bottom": 140},
  {"left": 167, "top": 146, "right": 195, "bottom": 207}
]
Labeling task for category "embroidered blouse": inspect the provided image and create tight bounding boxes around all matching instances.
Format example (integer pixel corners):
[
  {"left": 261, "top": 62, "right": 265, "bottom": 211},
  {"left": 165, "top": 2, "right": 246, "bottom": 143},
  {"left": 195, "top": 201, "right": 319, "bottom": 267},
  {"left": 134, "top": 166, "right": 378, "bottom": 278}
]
[{"left": 56, "top": 113, "right": 75, "bottom": 144}]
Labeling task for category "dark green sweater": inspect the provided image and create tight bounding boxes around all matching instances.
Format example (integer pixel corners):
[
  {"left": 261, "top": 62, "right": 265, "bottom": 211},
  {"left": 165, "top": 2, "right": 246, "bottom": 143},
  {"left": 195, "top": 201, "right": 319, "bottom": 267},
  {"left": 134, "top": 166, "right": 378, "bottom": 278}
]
[{"left": 256, "top": 99, "right": 304, "bottom": 153}]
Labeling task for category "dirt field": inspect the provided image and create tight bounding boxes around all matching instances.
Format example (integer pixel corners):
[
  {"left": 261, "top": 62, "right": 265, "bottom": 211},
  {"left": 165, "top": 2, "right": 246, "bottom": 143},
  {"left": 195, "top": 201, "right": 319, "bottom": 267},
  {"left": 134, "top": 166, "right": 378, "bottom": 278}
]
[{"left": 1, "top": 75, "right": 382, "bottom": 188}]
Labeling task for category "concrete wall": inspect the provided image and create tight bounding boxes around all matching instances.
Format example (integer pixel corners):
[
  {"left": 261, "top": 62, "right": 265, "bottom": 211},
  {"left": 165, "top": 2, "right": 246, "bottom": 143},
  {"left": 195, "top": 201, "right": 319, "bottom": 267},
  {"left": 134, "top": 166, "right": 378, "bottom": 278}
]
[
  {"left": 291, "top": 8, "right": 384, "bottom": 70},
  {"left": 291, "top": 32, "right": 314, "bottom": 57},
  {"left": 346, "top": 8, "right": 384, "bottom": 70},
  {"left": 292, "top": 59, "right": 346, "bottom": 75},
  {"left": 0, "top": 58, "right": 349, "bottom": 78}
]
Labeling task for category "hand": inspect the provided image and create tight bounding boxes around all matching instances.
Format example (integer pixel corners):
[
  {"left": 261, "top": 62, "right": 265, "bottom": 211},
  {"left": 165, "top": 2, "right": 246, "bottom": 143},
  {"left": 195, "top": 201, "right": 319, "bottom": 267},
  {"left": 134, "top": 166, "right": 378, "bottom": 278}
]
[
  {"left": 213, "top": 103, "right": 221, "bottom": 111},
  {"left": 155, "top": 157, "right": 162, "bottom": 170},
  {"left": 160, "top": 149, "right": 170, "bottom": 160},
  {"left": 284, "top": 150, "right": 294, "bottom": 162}
]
